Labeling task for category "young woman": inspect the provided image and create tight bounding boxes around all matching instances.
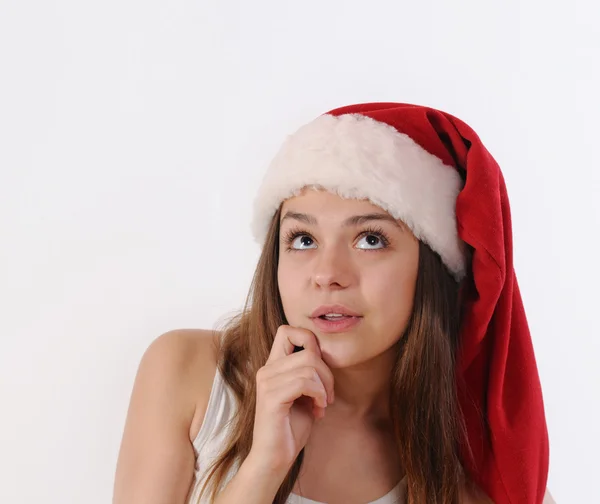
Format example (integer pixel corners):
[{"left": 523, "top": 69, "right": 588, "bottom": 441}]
[{"left": 113, "top": 103, "right": 554, "bottom": 503}]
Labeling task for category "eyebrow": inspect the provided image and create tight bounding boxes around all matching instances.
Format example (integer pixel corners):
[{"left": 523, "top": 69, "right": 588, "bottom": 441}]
[{"left": 280, "top": 211, "right": 407, "bottom": 231}]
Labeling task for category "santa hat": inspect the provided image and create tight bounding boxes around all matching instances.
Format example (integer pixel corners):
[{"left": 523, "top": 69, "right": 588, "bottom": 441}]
[{"left": 251, "top": 102, "right": 550, "bottom": 503}]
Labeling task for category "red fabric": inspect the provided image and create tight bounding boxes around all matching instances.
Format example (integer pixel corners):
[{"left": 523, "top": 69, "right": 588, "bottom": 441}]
[{"left": 326, "top": 103, "right": 550, "bottom": 504}]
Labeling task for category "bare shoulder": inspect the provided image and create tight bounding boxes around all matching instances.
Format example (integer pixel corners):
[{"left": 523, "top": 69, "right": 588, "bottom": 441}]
[
  {"left": 144, "top": 328, "right": 219, "bottom": 381},
  {"left": 143, "top": 328, "right": 219, "bottom": 414},
  {"left": 156, "top": 328, "right": 222, "bottom": 440},
  {"left": 112, "top": 328, "right": 221, "bottom": 504}
]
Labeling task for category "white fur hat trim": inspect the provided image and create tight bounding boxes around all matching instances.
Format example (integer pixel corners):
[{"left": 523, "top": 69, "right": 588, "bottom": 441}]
[{"left": 251, "top": 113, "right": 467, "bottom": 280}]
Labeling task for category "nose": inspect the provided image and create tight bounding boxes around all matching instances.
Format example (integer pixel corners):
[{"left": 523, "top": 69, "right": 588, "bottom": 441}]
[{"left": 312, "top": 246, "right": 352, "bottom": 290}]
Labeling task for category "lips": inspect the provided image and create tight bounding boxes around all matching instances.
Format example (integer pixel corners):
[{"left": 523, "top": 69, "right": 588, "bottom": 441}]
[
  {"left": 311, "top": 312, "right": 363, "bottom": 333},
  {"left": 310, "top": 304, "right": 362, "bottom": 319}
]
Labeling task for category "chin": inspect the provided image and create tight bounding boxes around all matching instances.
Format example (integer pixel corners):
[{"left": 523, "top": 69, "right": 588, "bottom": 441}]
[
  {"left": 316, "top": 336, "right": 370, "bottom": 369},
  {"left": 315, "top": 332, "right": 399, "bottom": 370}
]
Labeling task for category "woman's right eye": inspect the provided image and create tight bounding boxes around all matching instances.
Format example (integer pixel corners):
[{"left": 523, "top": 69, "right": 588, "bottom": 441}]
[{"left": 287, "top": 233, "right": 317, "bottom": 250}]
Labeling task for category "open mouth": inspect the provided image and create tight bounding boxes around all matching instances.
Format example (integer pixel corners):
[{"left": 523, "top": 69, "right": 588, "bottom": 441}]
[
  {"left": 318, "top": 315, "right": 359, "bottom": 321},
  {"left": 312, "top": 314, "right": 363, "bottom": 333}
]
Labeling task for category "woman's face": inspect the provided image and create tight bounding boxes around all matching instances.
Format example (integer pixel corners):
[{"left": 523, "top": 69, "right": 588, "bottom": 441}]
[{"left": 277, "top": 188, "right": 420, "bottom": 369}]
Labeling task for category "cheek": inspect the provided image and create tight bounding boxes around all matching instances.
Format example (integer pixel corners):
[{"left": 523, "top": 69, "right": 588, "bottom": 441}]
[
  {"left": 277, "top": 261, "right": 305, "bottom": 318},
  {"left": 365, "top": 262, "right": 418, "bottom": 331}
]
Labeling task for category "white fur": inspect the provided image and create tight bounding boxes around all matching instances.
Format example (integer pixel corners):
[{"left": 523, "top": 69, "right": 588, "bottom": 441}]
[{"left": 251, "top": 113, "right": 466, "bottom": 280}]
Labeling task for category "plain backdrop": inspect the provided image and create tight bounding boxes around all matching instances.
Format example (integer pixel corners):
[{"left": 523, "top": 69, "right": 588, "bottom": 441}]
[{"left": 1, "top": 1, "right": 598, "bottom": 502}]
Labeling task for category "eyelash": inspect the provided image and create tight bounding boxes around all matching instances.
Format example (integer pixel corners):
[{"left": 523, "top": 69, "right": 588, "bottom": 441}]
[{"left": 281, "top": 225, "right": 391, "bottom": 251}]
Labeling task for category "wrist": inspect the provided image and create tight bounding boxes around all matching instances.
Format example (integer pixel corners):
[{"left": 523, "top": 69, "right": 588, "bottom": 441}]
[
  {"left": 241, "top": 451, "right": 290, "bottom": 491},
  {"left": 214, "top": 454, "right": 286, "bottom": 504}
]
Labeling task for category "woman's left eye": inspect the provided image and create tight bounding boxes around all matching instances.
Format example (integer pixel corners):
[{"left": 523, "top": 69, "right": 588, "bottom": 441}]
[{"left": 356, "top": 233, "right": 387, "bottom": 250}]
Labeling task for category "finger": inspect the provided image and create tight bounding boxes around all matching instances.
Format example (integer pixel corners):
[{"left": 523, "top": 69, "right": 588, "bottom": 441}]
[
  {"left": 293, "top": 395, "right": 326, "bottom": 420},
  {"left": 267, "top": 325, "right": 321, "bottom": 362},
  {"left": 266, "top": 351, "right": 335, "bottom": 405},
  {"left": 270, "top": 371, "right": 328, "bottom": 410}
]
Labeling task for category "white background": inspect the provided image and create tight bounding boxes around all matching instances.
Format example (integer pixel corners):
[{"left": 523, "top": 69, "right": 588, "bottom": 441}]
[{"left": 1, "top": 1, "right": 598, "bottom": 502}]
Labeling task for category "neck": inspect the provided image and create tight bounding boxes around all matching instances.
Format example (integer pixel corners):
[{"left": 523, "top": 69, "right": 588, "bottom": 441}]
[{"left": 327, "top": 346, "right": 397, "bottom": 423}]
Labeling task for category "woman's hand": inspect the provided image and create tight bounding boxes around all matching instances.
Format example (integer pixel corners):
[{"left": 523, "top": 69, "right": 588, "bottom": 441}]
[{"left": 247, "top": 325, "right": 335, "bottom": 477}]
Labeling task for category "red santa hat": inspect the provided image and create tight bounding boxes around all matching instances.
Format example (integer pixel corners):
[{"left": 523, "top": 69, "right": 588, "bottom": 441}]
[{"left": 251, "top": 102, "right": 550, "bottom": 503}]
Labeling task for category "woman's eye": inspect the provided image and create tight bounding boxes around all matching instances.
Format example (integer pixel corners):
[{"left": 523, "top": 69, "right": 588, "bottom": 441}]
[
  {"left": 286, "top": 230, "right": 388, "bottom": 251},
  {"left": 356, "top": 234, "right": 385, "bottom": 250},
  {"left": 291, "top": 235, "right": 316, "bottom": 249}
]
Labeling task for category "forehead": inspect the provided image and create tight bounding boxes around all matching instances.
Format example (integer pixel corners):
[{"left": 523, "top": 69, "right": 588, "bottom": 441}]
[{"left": 280, "top": 187, "right": 388, "bottom": 217}]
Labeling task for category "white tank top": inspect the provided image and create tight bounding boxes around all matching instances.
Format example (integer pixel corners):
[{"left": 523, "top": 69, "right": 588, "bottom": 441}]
[
  {"left": 186, "top": 366, "right": 407, "bottom": 504},
  {"left": 185, "top": 367, "right": 557, "bottom": 503}
]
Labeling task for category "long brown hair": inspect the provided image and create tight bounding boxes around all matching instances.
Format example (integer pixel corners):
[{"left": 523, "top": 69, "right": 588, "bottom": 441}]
[{"left": 197, "top": 203, "right": 471, "bottom": 504}]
